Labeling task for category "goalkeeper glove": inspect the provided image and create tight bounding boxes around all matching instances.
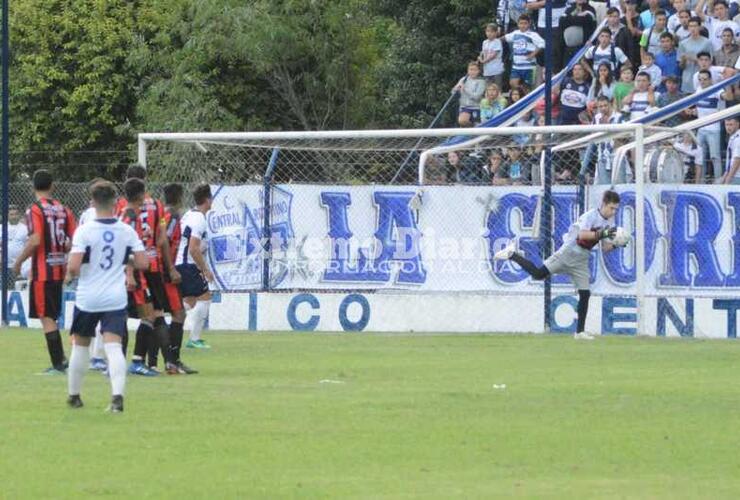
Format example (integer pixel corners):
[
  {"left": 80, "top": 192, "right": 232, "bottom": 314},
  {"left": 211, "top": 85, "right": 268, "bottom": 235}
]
[{"left": 597, "top": 227, "right": 617, "bottom": 240}]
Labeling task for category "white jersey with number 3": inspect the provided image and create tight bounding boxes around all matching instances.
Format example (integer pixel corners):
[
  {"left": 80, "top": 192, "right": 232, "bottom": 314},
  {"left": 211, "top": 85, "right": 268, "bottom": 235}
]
[{"left": 71, "top": 218, "right": 144, "bottom": 312}]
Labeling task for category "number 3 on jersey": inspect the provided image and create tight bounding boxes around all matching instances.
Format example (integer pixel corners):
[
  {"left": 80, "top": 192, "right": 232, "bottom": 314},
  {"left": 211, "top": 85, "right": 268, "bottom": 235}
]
[{"left": 100, "top": 231, "right": 115, "bottom": 270}]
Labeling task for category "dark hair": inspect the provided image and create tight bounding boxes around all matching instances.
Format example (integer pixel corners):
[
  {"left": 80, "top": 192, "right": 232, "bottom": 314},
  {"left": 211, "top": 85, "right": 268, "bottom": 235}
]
[
  {"left": 125, "top": 164, "right": 147, "bottom": 181},
  {"left": 595, "top": 63, "right": 614, "bottom": 93},
  {"left": 606, "top": 7, "right": 620, "bottom": 15},
  {"left": 660, "top": 32, "right": 674, "bottom": 41},
  {"left": 726, "top": 116, "right": 740, "bottom": 124},
  {"left": 596, "top": 95, "right": 612, "bottom": 104},
  {"left": 636, "top": 71, "right": 650, "bottom": 79},
  {"left": 697, "top": 51, "right": 711, "bottom": 59},
  {"left": 603, "top": 190, "right": 620, "bottom": 205},
  {"left": 688, "top": 16, "right": 702, "bottom": 25},
  {"left": 87, "top": 177, "right": 107, "bottom": 196},
  {"left": 643, "top": 51, "right": 655, "bottom": 59},
  {"left": 518, "top": 14, "right": 531, "bottom": 22},
  {"left": 32, "top": 169, "right": 53, "bottom": 191},
  {"left": 163, "top": 183, "right": 184, "bottom": 206},
  {"left": 599, "top": 27, "right": 612, "bottom": 37},
  {"left": 192, "top": 184, "right": 212, "bottom": 205},
  {"left": 722, "top": 27, "right": 735, "bottom": 35},
  {"left": 698, "top": 69, "right": 712, "bottom": 78},
  {"left": 655, "top": 9, "right": 667, "bottom": 17},
  {"left": 91, "top": 181, "right": 118, "bottom": 209},
  {"left": 123, "top": 178, "right": 146, "bottom": 202},
  {"left": 714, "top": 0, "right": 728, "bottom": 7}
]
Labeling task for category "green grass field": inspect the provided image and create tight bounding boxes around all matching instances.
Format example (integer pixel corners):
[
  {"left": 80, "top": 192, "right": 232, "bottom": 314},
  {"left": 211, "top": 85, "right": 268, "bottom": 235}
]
[{"left": 2, "top": 328, "right": 740, "bottom": 499}]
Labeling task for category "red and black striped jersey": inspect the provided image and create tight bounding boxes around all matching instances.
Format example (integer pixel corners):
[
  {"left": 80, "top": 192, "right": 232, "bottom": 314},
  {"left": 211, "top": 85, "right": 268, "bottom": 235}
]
[
  {"left": 116, "top": 195, "right": 165, "bottom": 272},
  {"left": 163, "top": 206, "right": 181, "bottom": 265},
  {"left": 25, "top": 197, "right": 77, "bottom": 282}
]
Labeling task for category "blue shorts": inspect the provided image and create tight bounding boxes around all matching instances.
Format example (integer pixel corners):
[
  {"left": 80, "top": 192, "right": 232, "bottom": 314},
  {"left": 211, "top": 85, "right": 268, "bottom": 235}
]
[
  {"left": 459, "top": 107, "right": 481, "bottom": 123},
  {"left": 70, "top": 308, "right": 127, "bottom": 338},
  {"left": 175, "top": 263, "right": 209, "bottom": 298},
  {"left": 510, "top": 68, "right": 535, "bottom": 86}
]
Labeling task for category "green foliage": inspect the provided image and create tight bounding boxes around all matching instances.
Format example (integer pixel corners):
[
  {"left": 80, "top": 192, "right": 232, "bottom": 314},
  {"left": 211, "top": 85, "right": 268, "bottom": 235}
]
[{"left": 7, "top": 0, "right": 496, "bottom": 180}]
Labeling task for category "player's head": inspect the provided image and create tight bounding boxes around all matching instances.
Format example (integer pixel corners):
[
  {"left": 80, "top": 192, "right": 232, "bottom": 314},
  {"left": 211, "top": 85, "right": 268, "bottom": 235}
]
[
  {"left": 725, "top": 116, "right": 740, "bottom": 135},
  {"left": 32, "top": 169, "right": 53, "bottom": 193},
  {"left": 125, "top": 163, "right": 147, "bottom": 181},
  {"left": 163, "top": 183, "right": 184, "bottom": 209},
  {"left": 192, "top": 183, "right": 212, "bottom": 210},
  {"left": 90, "top": 181, "right": 118, "bottom": 213},
  {"left": 601, "top": 190, "right": 621, "bottom": 218},
  {"left": 87, "top": 177, "right": 107, "bottom": 198},
  {"left": 123, "top": 178, "right": 146, "bottom": 205}
]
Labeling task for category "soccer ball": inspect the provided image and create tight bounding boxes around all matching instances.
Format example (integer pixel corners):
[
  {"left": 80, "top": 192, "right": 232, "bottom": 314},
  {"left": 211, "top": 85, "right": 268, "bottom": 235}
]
[{"left": 611, "top": 227, "right": 630, "bottom": 247}]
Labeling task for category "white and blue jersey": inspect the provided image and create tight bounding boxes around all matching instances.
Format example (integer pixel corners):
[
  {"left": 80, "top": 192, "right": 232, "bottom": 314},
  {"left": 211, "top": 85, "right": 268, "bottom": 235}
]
[
  {"left": 504, "top": 30, "right": 545, "bottom": 71},
  {"left": 628, "top": 91, "right": 659, "bottom": 120},
  {"left": 175, "top": 209, "right": 208, "bottom": 267},
  {"left": 694, "top": 88, "right": 725, "bottom": 132},
  {"left": 584, "top": 44, "right": 628, "bottom": 73},
  {"left": 70, "top": 219, "right": 143, "bottom": 312},
  {"left": 559, "top": 77, "right": 590, "bottom": 124}
]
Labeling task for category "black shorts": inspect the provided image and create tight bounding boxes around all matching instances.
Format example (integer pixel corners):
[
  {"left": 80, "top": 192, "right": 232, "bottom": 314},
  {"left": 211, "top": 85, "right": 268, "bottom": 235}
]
[
  {"left": 70, "top": 307, "right": 127, "bottom": 338},
  {"left": 29, "top": 280, "right": 63, "bottom": 320},
  {"left": 175, "top": 264, "right": 209, "bottom": 298},
  {"left": 144, "top": 271, "right": 168, "bottom": 311}
]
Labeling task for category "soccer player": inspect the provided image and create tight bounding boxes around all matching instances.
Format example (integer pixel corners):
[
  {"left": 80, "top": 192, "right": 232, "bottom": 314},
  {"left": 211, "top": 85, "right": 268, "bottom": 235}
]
[
  {"left": 162, "top": 183, "right": 197, "bottom": 374},
  {"left": 176, "top": 184, "right": 214, "bottom": 349},
  {"left": 494, "top": 190, "right": 622, "bottom": 340},
  {"left": 12, "top": 169, "right": 77, "bottom": 374},
  {"left": 65, "top": 181, "right": 148, "bottom": 412}
]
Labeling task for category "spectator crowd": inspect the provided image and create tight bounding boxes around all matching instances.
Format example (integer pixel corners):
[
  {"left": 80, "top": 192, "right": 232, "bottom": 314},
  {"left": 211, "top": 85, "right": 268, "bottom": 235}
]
[{"left": 439, "top": 0, "right": 740, "bottom": 186}]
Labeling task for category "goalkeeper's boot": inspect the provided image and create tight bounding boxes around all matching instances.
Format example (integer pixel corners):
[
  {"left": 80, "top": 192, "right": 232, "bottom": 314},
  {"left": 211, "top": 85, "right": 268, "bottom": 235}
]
[
  {"left": 573, "top": 331, "right": 595, "bottom": 340},
  {"left": 108, "top": 395, "right": 124, "bottom": 413},
  {"left": 494, "top": 239, "right": 518, "bottom": 260},
  {"left": 67, "top": 395, "right": 83, "bottom": 409}
]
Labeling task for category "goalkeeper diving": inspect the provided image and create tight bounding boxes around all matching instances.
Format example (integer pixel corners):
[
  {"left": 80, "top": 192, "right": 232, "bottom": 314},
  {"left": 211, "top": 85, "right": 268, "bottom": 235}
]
[{"left": 494, "top": 190, "right": 627, "bottom": 340}]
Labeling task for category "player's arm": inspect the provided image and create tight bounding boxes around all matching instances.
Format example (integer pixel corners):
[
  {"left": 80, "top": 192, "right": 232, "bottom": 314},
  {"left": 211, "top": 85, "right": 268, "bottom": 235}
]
[
  {"left": 65, "top": 227, "right": 87, "bottom": 283},
  {"left": 156, "top": 217, "right": 180, "bottom": 282},
  {"left": 12, "top": 209, "right": 41, "bottom": 274},
  {"left": 577, "top": 226, "right": 616, "bottom": 242},
  {"left": 188, "top": 236, "right": 214, "bottom": 282},
  {"left": 725, "top": 157, "right": 740, "bottom": 183}
]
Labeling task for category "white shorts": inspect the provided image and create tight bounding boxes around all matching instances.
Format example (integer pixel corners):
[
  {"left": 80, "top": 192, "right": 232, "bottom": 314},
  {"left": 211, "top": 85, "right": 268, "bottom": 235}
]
[{"left": 544, "top": 243, "right": 591, "bottom": 290}]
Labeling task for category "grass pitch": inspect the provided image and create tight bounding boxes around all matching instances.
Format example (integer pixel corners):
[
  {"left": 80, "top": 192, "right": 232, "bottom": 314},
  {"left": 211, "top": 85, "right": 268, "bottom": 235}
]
[{"left": 1, "top": 328, "right": 740, "bottom": 499}]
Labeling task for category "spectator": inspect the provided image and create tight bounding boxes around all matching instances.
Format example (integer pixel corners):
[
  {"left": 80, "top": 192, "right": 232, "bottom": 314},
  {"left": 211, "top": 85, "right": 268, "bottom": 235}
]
[
  {"left": 453, "top": 61, "right": 486, "bottom": 127},
  {"left": 690, "top": 69, "right": 732, "bottom": 181},
  {"left": 668, "top": 0, "right": 694, "bottom": 33},
  {"left": 641, "top": 10, "right": 669, "bottom": 58},
  {"left": 605, "top": 7, "right": 633, "bottom": 58},
  {"left": 692, "top": 51, "right": 735, "bottom": 90},
  {"left": 488, "top": 151, "right": 511, "bottom": 185},
  {"left": 588, "top": 63, "right": 617, "bottom": 101},
  {"left": 509, "top": 87, "right": 536, "bottom": 145},
  {"left": 695, "top": 0, "right": 740, "bottom": 51},
  {"left": 557, "top": 62, "right": 591, "bottom": 125},
  {"left": 714, "top": 27, "right": 740, "bottom": 67},
  {"left": 622, "top": 71, "right": 660, "bottom": 120},
  {"left": 678, "top": 17, "right": 713, "bottom": 92},
  {"left": 623, "top": 2, "right": 646, "bottom": 67},
  {"left": 0, "top": 205, "right": 28, "bottom": 285},
  {"left": 480, "top": 83, "right": 508, "bottom": 122},
  {"left": 581, "top": 96, "right": 624, "bottom": 184},
  {"left": 479, "top": 23, "right": 505, "bottom": 88},
  {"left": 641, "top": 0, "right": 663, "bottom": 29},
  {"left": 560, "top": 0, "right": 597, "bottom": 64},
  {"left": 639, "top": 51, "right": 663, "bottom": 88},
  {"left": 446, "top": 151, "right": 490, "bottom": 184},
  {"left": 526, "top": 0, "right": 569, "bottom": 72},
  {"left": 671, "top": 9, "right": 693, "bottom": 42},
  {"left": 656, "top": 33, "right": 681, "bottom": 91},
  {"left": 584, "top": 28, "right": 629, "bottom": 78},
  {"left": 504, "top": 14, "right": 545, "bottom": 88},
  {"left": 673, "top": 133, "right": 703, "bottom": 182},
  {"left": 722, "top": 116, "right": 740, "bottom": 183},
  {"left": 497, "top": 0, "right": 528, "bottom": 34},
  {"left": 657, "top": 75, "right": 688, "bottom": 125},
  {"left": 502, "top": 146, "right": 532, "bottom": 185},
  {"left": 613, "top": 65, "right": 636, "bottom": 109}
]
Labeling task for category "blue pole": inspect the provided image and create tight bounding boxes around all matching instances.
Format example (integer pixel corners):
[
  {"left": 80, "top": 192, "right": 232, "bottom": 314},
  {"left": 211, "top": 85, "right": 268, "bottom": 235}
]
[
  {"left": 1, "top": 0, "right": 9, "bottom": 325},
  {"left": 390, "top": 90, "right": 459, "bottom": 184},
  {"left": 261, "top": 148, "right": 280, "bottom": 291},
  {"left": 542, "top": 0, "right": 553, "bottom": 333}
]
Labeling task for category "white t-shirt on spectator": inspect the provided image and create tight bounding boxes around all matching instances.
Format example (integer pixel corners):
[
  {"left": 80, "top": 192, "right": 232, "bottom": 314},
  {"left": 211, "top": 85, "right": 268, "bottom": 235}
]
[
  {"left": 70, "top": 219, "right": 144, "bottom": 312},
  {"left": 691, "top": 65, "right": 726, "bottom": 90},
  {"left": 694, "top": 88, "right": 726, "bottom": 131},
  {"left": 481, "top": 38, "right": 504, "bottom": 76},
  {"left": 0, "top": 222, "right": 28, "bottom": 268},
  {"left": 673, "top": 139, "right": 703, "bottom": 176},
  {"left": 704, "top": 17, "right": 740, "bottom": 50},
  {"left": 673, "top": 24, "right": 691, "bottom": 43},
  {"left": 726, "top": 129, "right": 740, "bottom": 177},
  {"left": 584, "top": 44, "right": 628, "bottom": 72},
  {"left": 668, "top": 11, "right": 695, "bottom": 34},
  {"left": 627, "top": 91, "right": 660, "bottom": 120},
  {"left": 504, "top": 30, "right": 546, "bottom": 70},
  {"left": 527, "top": 0, "right": 568, "bottom": 28}
]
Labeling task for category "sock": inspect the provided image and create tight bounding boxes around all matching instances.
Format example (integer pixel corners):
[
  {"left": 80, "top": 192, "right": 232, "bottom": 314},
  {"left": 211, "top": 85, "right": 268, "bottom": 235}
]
[
  {"left": 577, "top": 290, "right": 591, "bottom": 333},
  {"left": 132, "top": 321, "right": 153, "bottom": 363},
  {"left": 44, "top": 330, "right": 66, "bottom": 369},
  {"left": 105, "top": 342, "right": 127, "bottom": 397},
  {"left": 147, "top": 317, "right": 167, "bottom": 367},
  {"left": 91, "top": 326, "right": 105, "bottom": 360},
  {"left": 121, "top": 330, "right": 128, "bottom": 357},
  {"left": 189, "top": 300, "right": 211, "bottom": 342},
  {"left": 511, "top": 253, "right": 550, "bottom": 280},
  {"left": 152, "top": 316, "right": 170, "bottom": 365},
  {"left": 67, "top": 344, "right": 89, "bottom": 396},
  {"left": 169, "top": 321, "right": 184, "bottom": 362}
]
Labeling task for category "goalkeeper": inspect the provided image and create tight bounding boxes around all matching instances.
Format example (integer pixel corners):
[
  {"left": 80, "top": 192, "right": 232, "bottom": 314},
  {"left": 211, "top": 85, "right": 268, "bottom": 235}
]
[{"left": 494, "top": 190, "right": 623, "bottom": 340}]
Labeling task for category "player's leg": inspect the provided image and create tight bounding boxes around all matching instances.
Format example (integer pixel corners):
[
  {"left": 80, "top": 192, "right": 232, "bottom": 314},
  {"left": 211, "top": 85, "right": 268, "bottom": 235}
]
[
  {"left": 163, "top": 281, "right": 196, "bottom": 374},
  {"left": 186, "top": 292, "right": 212, "bottom": 349},
  {"left": 494, "top": 240, "right": 551, "bottom": 280},
  {"left": 569, "top": 251, "right": 595, "bottom": 340},
  {"left": 144, "top": 272, "right": 171, "bottom": 371},
  {"left": 101, "top": 309, "right": 128, "bottom": 413},
  {"left": 31, "top": 281, "right": 67, "bottom": 374},
  {"left": 67, "top": 308, "right": 97, "bottom": 408},
  {"left": 89, "top": 324, "right": 107, "bottom": 371},
  {"left": 177, "top": 264, "right": 212, "bottom": 349}
]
